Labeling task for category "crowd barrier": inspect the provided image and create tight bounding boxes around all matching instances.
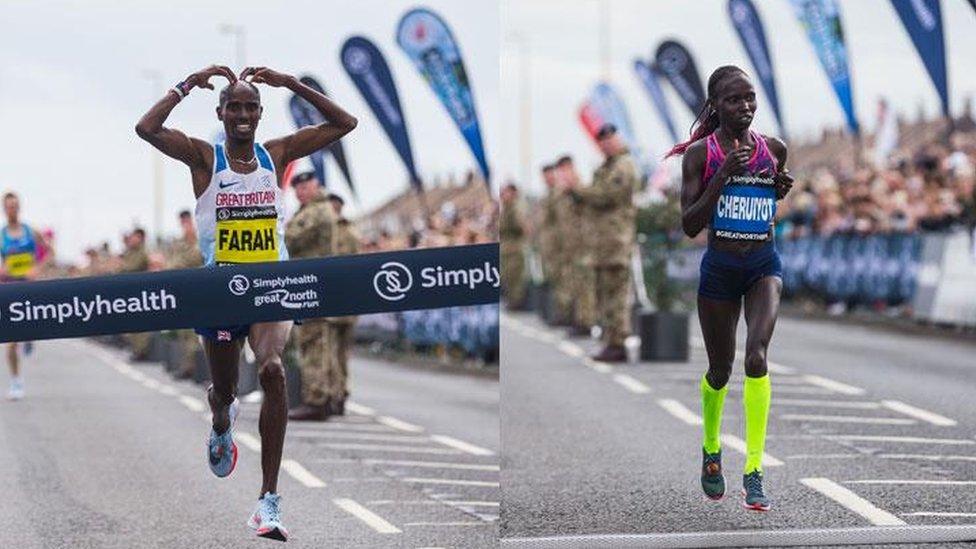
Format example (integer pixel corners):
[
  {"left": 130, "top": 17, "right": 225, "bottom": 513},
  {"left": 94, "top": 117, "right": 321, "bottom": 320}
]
[{"left": 358, "top": 304, "right": 500, "bottom": 360}]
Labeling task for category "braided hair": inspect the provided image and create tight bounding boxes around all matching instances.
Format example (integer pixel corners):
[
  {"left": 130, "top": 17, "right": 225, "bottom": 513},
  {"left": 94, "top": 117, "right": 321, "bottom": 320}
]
[{"left": 665, "top": 65, "right": 748, "bottom": 158}]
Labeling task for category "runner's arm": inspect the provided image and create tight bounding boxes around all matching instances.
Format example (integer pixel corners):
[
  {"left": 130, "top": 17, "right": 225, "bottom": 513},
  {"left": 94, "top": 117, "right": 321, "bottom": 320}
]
[{"left": 765, "top": 136, "right": 793, "bottom": 200}]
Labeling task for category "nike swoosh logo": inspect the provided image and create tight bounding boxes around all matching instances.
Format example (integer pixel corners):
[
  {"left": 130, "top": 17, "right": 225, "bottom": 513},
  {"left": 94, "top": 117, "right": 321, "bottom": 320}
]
[{"left": 219, "top": 181, "right": 243, "bottom": 189}]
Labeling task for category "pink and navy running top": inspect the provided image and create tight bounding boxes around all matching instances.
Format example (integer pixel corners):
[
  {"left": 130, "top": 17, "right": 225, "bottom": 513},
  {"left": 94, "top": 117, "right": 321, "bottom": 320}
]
[{"left": 701, "top": 130, "right": 778, "bottom": 241}]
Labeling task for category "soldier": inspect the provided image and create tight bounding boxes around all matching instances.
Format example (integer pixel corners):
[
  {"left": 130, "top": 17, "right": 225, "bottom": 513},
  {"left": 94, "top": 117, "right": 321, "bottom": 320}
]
[
  {"left": 285, "top": 172, "right": 338, "bottom": 422},
  {"left": 568, "top": 124, "right": 639, "bottom": 362},
  {"left": 120, "top": 227, "right": 153, "bottom": 361},
  {"left": 555, "top": 156, "right": 597, "bottom": 337},
  {"left": 536, "top": 164, "right": 564, "bottom": 317},
  {"left": 326, "top": 192, "right": 359, "bottom": 416},
  {"left": 499, "top": 182, "right": 528, "bottom": 309},
  {"left": 166, "top": 210, "right": 205, "bottom": 379}
]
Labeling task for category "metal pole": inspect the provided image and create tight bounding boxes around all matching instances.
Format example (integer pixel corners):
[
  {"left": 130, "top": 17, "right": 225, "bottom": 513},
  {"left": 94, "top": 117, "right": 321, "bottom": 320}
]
[
  {"left": 219, "top": 24, "right": 246, "bottom": 68},
  {"left": 142, "top": 70, "right": 164, "bottom": 247},
  {"left": 599, "top": 0, "right": 611, "bottom": 82},
  {"left": 509, "top": 33, "right": 533, "bottom": 189}
]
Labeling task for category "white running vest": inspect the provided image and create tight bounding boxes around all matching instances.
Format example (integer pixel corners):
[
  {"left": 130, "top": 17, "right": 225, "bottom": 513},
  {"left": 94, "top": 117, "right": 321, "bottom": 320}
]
[{"left": 196, "top": 142, "right": 288, "bottom": 266}]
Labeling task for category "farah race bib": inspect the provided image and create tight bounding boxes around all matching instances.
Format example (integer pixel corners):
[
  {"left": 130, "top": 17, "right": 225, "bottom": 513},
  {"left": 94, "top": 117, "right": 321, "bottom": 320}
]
[
  {"left": 215, "top": 206, "right": 279, "bottom": 264},
  {"left": 3, "top": 252, "right": 34, "bottom": 278},
  {"left": 712, "top": 174, "right": 776, "bottom": 241}
]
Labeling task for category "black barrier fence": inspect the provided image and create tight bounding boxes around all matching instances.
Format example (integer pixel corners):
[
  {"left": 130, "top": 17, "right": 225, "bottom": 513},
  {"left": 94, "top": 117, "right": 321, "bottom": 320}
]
[{"left": 0, "top": 244, "right": 499, "bottom": 344}]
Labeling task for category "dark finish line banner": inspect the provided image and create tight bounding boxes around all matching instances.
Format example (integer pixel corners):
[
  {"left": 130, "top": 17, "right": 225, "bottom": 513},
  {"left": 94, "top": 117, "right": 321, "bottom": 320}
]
[{"left": 0, "top": 244, "right": 499, "bottom": 343}]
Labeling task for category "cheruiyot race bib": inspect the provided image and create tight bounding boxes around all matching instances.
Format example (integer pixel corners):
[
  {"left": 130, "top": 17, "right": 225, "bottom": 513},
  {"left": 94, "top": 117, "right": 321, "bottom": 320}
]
[
  {"left": 711, "top": 174, "right": 776, "bottom": 241},
  {"left": 215, "top": 206, "right": 279, "bottom": 264},
  {"left": 3, "top": 252, "right": 34, "bottom": 278}
]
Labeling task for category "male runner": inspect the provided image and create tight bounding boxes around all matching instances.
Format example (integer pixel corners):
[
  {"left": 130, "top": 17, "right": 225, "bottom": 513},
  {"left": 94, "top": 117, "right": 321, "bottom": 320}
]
[
  {"left": 135, "top": 64, "right": 356, "bottom": 541},
  {"left": 1, "top": 192, "right": 48, "bottom": 400}
]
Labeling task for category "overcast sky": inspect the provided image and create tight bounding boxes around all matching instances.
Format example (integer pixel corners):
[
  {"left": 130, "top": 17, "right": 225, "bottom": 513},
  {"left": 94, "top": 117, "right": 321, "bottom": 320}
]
[
  {"left": 0, "top": 0, "right": 498, "bottom": 262},
  {"left": 500, "top": 0, "right": 976, "bottom": 194}
]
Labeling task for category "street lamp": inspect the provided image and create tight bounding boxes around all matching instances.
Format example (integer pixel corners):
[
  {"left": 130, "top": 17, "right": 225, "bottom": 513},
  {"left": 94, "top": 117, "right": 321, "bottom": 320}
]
[
  {"left": 219, "top": 23, "right": 246, "bottom": 68},
  {"left": 506, "top": 32, "right": 532, "bottom": 189},
  {"left": 141, "top": 69, "right": 164, "bottom": 247}
]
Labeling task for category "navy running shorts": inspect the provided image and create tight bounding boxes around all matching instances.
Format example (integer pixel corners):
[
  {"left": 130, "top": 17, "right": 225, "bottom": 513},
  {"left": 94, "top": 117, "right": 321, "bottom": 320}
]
[
  {"left": 698, "top": 242, "right": 783, "bottom": 301},
  {"left": 194, "top": 325, "right": 251, "bottom": 342}
]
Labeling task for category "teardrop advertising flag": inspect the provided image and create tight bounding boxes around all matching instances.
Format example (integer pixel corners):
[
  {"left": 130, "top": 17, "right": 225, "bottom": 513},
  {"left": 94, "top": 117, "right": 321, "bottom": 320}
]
[
  {"left": 789, "top": 0, "right": 859, "bottom": 135},
  {"left": 728, "top": 0, "right": 787, "bottom": 138},
  {"left": 633, "top": 59, "right": 679, "bottom": 143},
  {"left": 288, "top": 89, "right": 329, "bottom": 189},
  {"left": 579, "top": 100, "right": 605, "bottom": 145},
  {"left": 340, "top": 35, "right": 422, "bottom": 191},
  {"left": 889, "top": 0, "right": 949, "bottom": 117},
  {"left": 294, "top": 75, "right": 357, "bottom": 196},
  {"left": 396, "top": 8, "right": 490, "bottom": 187},
  {"left": 654, "top": 40, "right": 706, "bottom": 117}
]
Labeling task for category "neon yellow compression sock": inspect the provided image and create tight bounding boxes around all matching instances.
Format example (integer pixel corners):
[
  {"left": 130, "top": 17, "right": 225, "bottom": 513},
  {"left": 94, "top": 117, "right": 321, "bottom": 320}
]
[
  {"left": 743, "top": 373, "right": 771, "bottom": 474},
  {"left": 700, "top": 374, "right": 728, "bottom": 454}
]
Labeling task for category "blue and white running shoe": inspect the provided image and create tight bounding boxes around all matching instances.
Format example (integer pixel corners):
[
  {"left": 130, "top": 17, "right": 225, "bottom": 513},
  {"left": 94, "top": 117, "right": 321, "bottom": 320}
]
[
  {"left": 247, "top": 491, "right": 289, "bottom": 541},
  {"left": 207, "top": 398, "right": 239, "bottom": 478}
]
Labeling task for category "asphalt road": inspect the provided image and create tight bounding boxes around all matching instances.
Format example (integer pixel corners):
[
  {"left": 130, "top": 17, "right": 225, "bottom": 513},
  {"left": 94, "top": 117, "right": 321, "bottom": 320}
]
[
  {"left": 500, "top": 310, "right": 976, "bottom": 547},
  {"left": 0, "top": 338, "right": 498, "bottom": 548}
]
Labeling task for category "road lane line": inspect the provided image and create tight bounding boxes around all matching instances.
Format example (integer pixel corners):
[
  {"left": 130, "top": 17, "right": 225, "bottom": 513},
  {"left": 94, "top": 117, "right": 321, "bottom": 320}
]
[
  {"left": 332, "top": 498, "right": 401, "bottom": 534},
  {"left": 288, "top": 431, "right": 429, "bottom": 443},
  {"left": 430, "top": 435, "right": 495, "bottom": 456},
  {"left": 404, "top": 522, "right": 490, "bottom": 527},
  {"left": 557, "top": 341, "right": 586, "bottom": 358},
  {"left": 364, "top": 459, "right": 499, "bottom": 471},
  {"left": 140, "top": 378, "right": 161, "bottom": 390},
  {"left": 320, "top": 443, "right": 462, "bottom": 455},
  {"left": 779, "top": 414, "right": 915, "bottom": 425},
  {"left": 377, "top": 416, "right": 425, "bottom": 433},
  {"left": 178, "top": 395, "right": 206, "bottom": 412},
  {"left": 582, "top": 358, "right": 613, "bottom": 373},
  {"left": 846, "top": 480, "right": 976, "bottom": 486},
  {"left": 367, "top": 500, "right": 499, "bottom": 506},
  {"left": 656, "top": 399, "right": 701, "bottom": 426},
  {"left": 880, "top": 401, "right": 957, "bottom": 426},
  {"left": 157, "top": 384, "right": 179, "bottom": 396},
  {"left": 720, "top": 434, "right": 784, "bottom": 467},
  {"left": 400, "top": 478, "right": 500, "bottom": 487},
  {"left": 800, "top": 477, "right": 905, "bottom": 526},
  {"left": 802, "top": 375, "right": 866, "bottom": 395},
  {"left": 236, "top": 432, "right": 262, "bottom": 452},
  {"left": 774, "top": 398, "right": 881, "bottom": 409},
  {"left": 612, "top": 373, "right": 651, "bottom": 394},
  {"left": 877, "top": 455, "right": 976, "bottom": 462},
  {"left": 281, "top": 459, "right": 326, "bottom": 488},
  {"left": 824, "top": 435, "right": 974, "bottom": 445},
  {"left": 345, "top": 402, "right": 376, "bottom": 416},
  {"left": 903, "top": 512, "right": 976, "bottom": 518},
  {"left": 728, "top": 384, "right": 834, "bottom": 395}
]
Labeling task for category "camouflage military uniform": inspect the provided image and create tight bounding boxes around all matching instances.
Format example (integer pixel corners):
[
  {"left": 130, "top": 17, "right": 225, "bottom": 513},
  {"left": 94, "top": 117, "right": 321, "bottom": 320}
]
[
  {"left": 119, "top": 244, "right": 152, "bottom": 358},
  {"left": 568, "top": 190, "right": 597, "bottom": 332},
  {"left": 325, "top": 217, "right": 360, "bottom": 409},
  {"left": 570, "top": 150, "right": 638, "bottom": 347},
  {"left": 499, "top": 198, "right": 527, "bottom": 308},
  {"left": 166, "top": 236, "right": 204, "bottom": 378},
  {"left": 537, "top": 189, "right": 565, "bottom": 315},
  {"left": 284, "top": 192, "right": 338, "bottom": 407}
]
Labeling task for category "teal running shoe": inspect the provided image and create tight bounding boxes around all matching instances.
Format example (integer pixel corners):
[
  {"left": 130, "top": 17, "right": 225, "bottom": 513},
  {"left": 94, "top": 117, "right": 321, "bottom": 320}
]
[
  {"left": 207, "top": 398, "right": 239, "bottom": 478},
  {"left": 742, "top": 470, "right": 771, "bottom": 511},
  {"left": 248, "top": 492, "right": 289, "bottom": 542},
  {"left": 701, "top": 448, "right": 725, "bottom": 500}
]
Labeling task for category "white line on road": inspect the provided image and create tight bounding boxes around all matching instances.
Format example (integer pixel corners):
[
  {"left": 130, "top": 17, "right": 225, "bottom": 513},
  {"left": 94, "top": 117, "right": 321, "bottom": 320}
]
[
  {"left": 779, "top": 414, "right": 916, "bottom": 425},
  {"left": 824, "top": 435, "right": 974, "bottom": 445},
  {"left": 787, "top": 454, "right": 862, "bottom": 460},
  {"left": 377, "top": 416, "right": 425, "bottom": 433},
  {"left": 281, "top": 459, "right": 326, "bottom": 488},
  {"left": 364, "top": 459, "right": 499, "bottom": 471},
  {"left": 236, "top": 432, "right": 262, "bottom": 452},
  {"left": 880, "top": 401, "right": 957, "bottom": 426},
  {"left": 774, "top": 398, "right": 881, "bottom": 409},
  {"left": 332, "top": 498, "right": 401, "bottom": 534},
  {"left": 719, "top": 434, "right": 784, "bottom": 467},
  {"left": 345, "top": 402, "right": 376, "bottom": 416},
  {"left": 367, "top": 500, "right": 499, "bottom": 507},
  {"left": 557, "top": 341, "right": 586, "bottom": 358},
  {"left": 846, "top": 480, "right": 976, "bottom": 486},
  {"left": 404, "top": 522, "right": 490, "bottom": 527},
  {"left": 656, "top": 399, "right": 701, "bottom": 426},
  {"left": 430, "top": 435, "right": 495, "bottom": 456},
  {"left": 140, "top": 378, "right": 161, "bottom": 390},
  {"left": 800, "top": 477, "right": 905, "bottom": 526},
  {"left": 288, "top": 431, "right": 429, "bottom": 444},
  {"left": 877, "top": 454, "right": 976, "bottom": 462},
  {"left": 582, "top": 358, "right": 613, "bottom": 374},
  {"left": 157, "top": 384, "right": 179, "bottom": 396},
  {"left": 612, "top": 373, "right": 651, "bottom": 394},
  {"left": 903, "top": 512, "right": 976, "bottom": 518},
  {"left": 320, "top": 443, "right": 461, "bottom": 455},
  {"left": 178, "top": 395, "right": 206, "bottom": 412},
  {"left": 766, "top": 360, "right": 795, "bottom": 375},
  {"left": 802, "top": 375, "right": 866, "bottom": 395},
  {"left": 401, "top": 478, "right": 500, "bottom": 488},
  {"left": 728, "top": 384, "right": 834, "bottom": 395}
]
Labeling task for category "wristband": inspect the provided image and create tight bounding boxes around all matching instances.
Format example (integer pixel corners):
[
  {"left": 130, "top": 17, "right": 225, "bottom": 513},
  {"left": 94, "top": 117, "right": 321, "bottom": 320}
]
[
  {"left": 169, "top": 88, "right": 184, "bottom": 101},
  {"left": 174, "top": 80, "right": 192, "bottom": 98}
]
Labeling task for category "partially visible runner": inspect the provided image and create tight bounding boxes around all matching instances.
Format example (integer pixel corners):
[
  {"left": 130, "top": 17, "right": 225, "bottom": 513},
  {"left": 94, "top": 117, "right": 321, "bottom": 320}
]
[
  {"left": 668, "top": 65, "right": 793, "bottom": 512},
  {"left": 0, "top": 192, "right": 49, "bottom": 400},
  {"left": 135, "top": 64, "right": 357, "bottom": 541}
]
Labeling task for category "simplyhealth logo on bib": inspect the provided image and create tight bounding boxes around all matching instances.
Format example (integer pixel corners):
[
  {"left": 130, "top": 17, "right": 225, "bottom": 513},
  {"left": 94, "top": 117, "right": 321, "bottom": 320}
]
[
  {"left": 712, "top": 174, "right": 776, "bottom": 241},
  {"left": 374, "top": 261, "right": 501, "bottom": 302}
]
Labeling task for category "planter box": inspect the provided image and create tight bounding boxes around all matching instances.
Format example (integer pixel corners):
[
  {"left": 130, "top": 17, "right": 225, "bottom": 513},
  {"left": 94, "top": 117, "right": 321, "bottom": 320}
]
[{"left": 637, "top": 309, "right": 690, "bottom": 362}]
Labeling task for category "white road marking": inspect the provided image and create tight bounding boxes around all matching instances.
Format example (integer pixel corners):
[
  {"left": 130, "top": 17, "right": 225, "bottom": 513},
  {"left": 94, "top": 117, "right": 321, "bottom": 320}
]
[
  {"left": 719, "top": 434, "right": 784, "bottom": 467},
  {"left": 430, "top": 435, "right": 495, "bottom": 456},
  {"left": 880, "top": 401, "right": 957, "bottom": 426},
  {"left": 367, "top": 500, "right": 499, "bottom": 507},
  {"left": 157, "top": 384, "right": 179, "bottom": 396},
  {"left": 877, "top": 455, "right": 976, "bottom": 462},
  {"left": 766, "top": 360, "right": 795, "bottom": 375},
  {"left": 404, "top": 522, "right": 490, "bottom": 527},
  {"left": 332, "top": 498, "right": 401, "bottom": 534},
  {"left": 140, "top": 378, "right": 161, "bottom": 390},
  {"left": 802, "top": 375, "right": 866, "bottom": 395},
  {"left": 787, "top": 454, "right": 862, "bottom": 460},
  {"left": 824, "top": 435, "right": 974, "bottom": 445},
  {"left": 903, "top": 512, "right": 976, "bottom": 518},
  {"left": 612, "top": 373, "right": 651, "bottom": 394},
  {"left": 583, "top": 358, "right": 613, "bottom": 373},
  {"left": 288, "top": 431, "right": 428, "bottom": 444},
  {"left": 236, "top": 432, "right": 262, "bottom": 452},
  {"left": 656, "top": 399, "right": 701, "bottom": 426},
  {"left": 557, "top": 341, "right": 586, "bottom": 358},
  {"left": 779, "top": 414, "right": 916, "bottom": 425},
  {"left": 728, "top": 384, "right": 833, "bottom": 395},
  {"left": 401, "top": 478, "right": 500, "bottom": 488},
  {"left": 364, "top": 459, "right": 499, "bottom": 471},
  {"left": 281, "top": 459, "right": 326, "bottom": 488},
  {"left": 345, "top": 402, "right": 376, "bottom": 416},
  {"left": 846, "top": 480, "right": 976, "bottom": 486},
  {"left": 319, "top": 443, "right": 461, "bottom": 455},
  {"left": 800, "top": 477, "right": 905, "bottom": 526},
  {"left": 377, "top": 416, "right": 425, "bottom": 433},
  {"left": 178, "top": 395, "right": 206, "bottom": 412},
  {"left": 774, "top": 398, "right": 881, "bottom": 409}
]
